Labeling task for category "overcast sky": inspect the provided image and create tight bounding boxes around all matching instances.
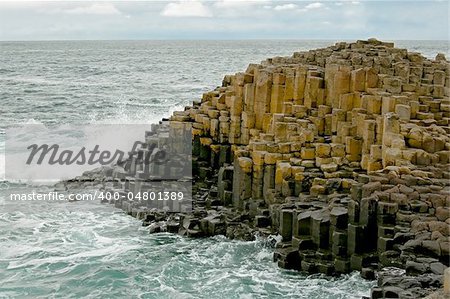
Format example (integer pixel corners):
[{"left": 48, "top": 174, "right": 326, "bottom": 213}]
[{"left": 0, "top": 0, "right": 448, "bottom": 41}]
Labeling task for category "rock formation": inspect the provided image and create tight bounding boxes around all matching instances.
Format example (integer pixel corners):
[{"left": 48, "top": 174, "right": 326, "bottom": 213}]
[{"left": 81, "top": 39, "right": 450, "bottom": 298}]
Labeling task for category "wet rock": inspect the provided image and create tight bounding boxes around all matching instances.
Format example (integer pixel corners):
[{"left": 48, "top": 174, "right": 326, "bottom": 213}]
[
  {"left": 361, "top": 267, "right": 376, "bottom": 280},
  {"left": 429, "top": 262, "right": 446, "bottom": 275},
  {"left": 383, "top": 286, "right": 403, "bottom": 298},
  {"left": 406, "top": 260, "right": 429, "bottom": 275},
  {"left": 254, "top": 215, "right": 271, "bottom": 228}
]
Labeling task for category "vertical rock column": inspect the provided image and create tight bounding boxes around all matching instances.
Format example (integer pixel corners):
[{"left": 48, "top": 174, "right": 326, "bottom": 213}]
[
  {"left": 382, "top": 112, "right": 403, "bottom": 168},
  {"left": 348, "top": 181, "right": 379, "bottom": 271},
  {"left": 331, "top": 206, "right": 350, "bottom": 273},
  {"left": 254, "top": 70, "right": 272, "bottom": 130},
  {"left": 232, "top": 155, "right": 253, "bottom": 210},
  {"left": 311, "top": 209, "right": 334, "bottom": 275}
]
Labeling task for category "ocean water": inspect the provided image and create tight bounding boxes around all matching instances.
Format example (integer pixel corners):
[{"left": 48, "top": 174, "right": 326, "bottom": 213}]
[{"left": 0, "top": 40, "right": 447, "bottom": 298}]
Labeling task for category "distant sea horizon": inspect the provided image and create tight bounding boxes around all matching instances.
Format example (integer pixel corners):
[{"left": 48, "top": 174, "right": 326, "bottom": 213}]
[{"left": 1, "top": 38, "right": 449, "bottom": 41}]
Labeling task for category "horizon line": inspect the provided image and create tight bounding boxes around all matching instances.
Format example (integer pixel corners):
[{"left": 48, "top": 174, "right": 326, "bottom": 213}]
[{"left": 1, "top": 38, "right": 449, "bottom": 43}]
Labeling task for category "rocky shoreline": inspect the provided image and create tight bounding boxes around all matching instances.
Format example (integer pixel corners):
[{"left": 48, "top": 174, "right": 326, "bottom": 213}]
[{"left": 64, "top": 39, "right": 449, "bottom": 298}]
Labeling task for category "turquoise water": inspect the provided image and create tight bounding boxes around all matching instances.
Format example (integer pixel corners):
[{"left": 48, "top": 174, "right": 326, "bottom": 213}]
[
  {"left": 0, "top": 186, "right": 375, "bottom": 299},
  {"left": 0, "top": 40, "right": 447, "bottom": 298}
]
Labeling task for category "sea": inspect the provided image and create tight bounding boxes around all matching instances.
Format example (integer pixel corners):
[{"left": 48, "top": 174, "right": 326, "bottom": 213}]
[{"left": 0, "top": 40, "right": 448, "bottom": 298}]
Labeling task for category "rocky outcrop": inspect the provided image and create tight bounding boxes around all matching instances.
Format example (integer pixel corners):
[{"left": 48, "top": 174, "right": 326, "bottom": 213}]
[{"left": 77, "top": 39, "right": 450, "bottom": 298}]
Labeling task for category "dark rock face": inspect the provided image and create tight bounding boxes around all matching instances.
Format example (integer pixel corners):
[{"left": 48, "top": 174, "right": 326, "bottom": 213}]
[{"left": 63, "top": 39, "right": 450, "bottom": 298}]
